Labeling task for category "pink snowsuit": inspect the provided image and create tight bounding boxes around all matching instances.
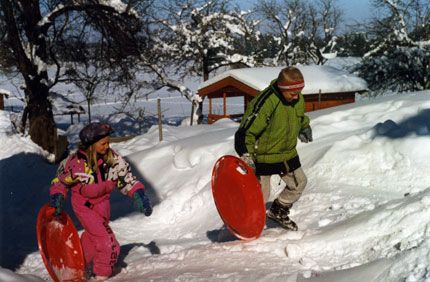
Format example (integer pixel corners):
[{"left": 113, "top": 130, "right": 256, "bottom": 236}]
[{"left": 50, "top": 149, "right": 144, "bottom": 277}]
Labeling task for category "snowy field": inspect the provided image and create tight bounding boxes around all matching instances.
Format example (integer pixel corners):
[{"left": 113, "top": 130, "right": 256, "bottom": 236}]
[
  {"left": 1, "top": 67, "right": 430, "bottom": 280},
  {"left": 0, "top": 68, "right": 244, "bottom": 128}
]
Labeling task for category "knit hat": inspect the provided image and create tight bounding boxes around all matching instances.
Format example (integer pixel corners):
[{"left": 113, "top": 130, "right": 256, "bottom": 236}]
[
  {"left": 277, "top": 80, "right": 305, "bottom": 91},
  {"left": 277, "top": 67, "right": 305, "bottom": 91},
  {"left": 79, "top": 122, "right": 113, "bottom": 146}
]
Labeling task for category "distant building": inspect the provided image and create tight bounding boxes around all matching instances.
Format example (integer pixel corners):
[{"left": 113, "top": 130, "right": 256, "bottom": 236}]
[
  {"left": 49, "top": 92, "right": 85, "bottom": 124},
  {"left": 0, "top": 89, "right": 10, "bottom": 110},
  {"left": 197, "top": 65, "right": 368, "bottom": 124}
]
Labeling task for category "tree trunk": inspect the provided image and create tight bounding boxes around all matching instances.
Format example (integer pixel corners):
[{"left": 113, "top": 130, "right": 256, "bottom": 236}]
[
  {"left": 1, "top": 0, "right": 57, "bottom": 154},
  {"left": 87, "top": 99, "right": 92, "bottom": 123},
  {"left": 195, "top": 59, "right": 210, "bottom": 124},
  {"left": 26, "top": 79, "right": 56, "bottom": 154}
]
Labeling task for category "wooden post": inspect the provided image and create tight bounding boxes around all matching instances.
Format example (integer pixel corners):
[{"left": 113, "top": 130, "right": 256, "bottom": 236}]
[
  {"left": 208, "top": 97, "right": 213, "bottom": 124},
  {"left": 318, "top": 89, "right": 322, "bottom": 110},
  {"left": 190, "top": 102, "right": 195, "bottom": 126},
  {"left": 157, "top": 98, "right": 163, "bottom": 141},
  {"left": 223, "top": 92, "right": 227, "bottom": 117},
  {"left": 70, "top": 113, "right": 74, "bottom": 124}
]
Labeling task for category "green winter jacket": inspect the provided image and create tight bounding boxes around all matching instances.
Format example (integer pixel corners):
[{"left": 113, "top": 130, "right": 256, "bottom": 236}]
[{"left": 235, "top": 80, "right": 310, "bottom": 165}]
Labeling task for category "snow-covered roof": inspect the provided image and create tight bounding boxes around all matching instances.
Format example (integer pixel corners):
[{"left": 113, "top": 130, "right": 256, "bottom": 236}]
[
  {"left": 0, "top": 89, "right": 10, "bottom": 97},
  {"left": 198, "top": 65, "right": 368, "bottom": 95}
]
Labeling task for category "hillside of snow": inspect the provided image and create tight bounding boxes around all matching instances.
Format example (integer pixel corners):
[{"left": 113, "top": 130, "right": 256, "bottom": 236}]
[{"left": 1, "top": 89, "right": 430, "bottom": 281}]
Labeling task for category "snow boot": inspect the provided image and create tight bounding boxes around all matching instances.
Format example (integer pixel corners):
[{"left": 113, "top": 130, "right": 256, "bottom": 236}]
[
  {"left": 84, "top": 263, "right": 94, "bottom": 281},
  {"left": 267, "top": 199, "right": 298, "bottom": 231},
  {"left": 217, "top": 226, "right": 237, "bottom": 242}
]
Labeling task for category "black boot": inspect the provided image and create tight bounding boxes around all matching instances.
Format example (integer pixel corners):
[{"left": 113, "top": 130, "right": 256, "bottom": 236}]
[{"left": 267, "top": 199, "right": 298, "bottom": 231}]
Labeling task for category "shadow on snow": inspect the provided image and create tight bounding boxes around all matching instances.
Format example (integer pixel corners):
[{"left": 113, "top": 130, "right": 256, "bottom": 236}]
[
  {"left": 0, "top": 152, "right": 161, "bottom": 271},
  {"left": 373, "top": 109, "right": 430, "bottom": 139}
]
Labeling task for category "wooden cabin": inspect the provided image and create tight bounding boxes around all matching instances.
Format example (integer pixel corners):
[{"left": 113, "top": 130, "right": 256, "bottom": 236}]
[
  {"left": 50, "top": 92, "right": 86, "bottom": 124},
  {"left": 0, "top": 89, "right": 10, "bottom": 110},
  {"left": 197, "top": 66, "right": 368, "bottom": 124}
]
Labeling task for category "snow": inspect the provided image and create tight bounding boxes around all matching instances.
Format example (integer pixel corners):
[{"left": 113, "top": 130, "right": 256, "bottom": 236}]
[
  {"left": 2, "top": 81, "right": 430, "bottom": 280},
  {"left": 0, "top": 89, "right": 11, "bottom": 97},
  {"left": 198, "top": 65, "right": 368, "bottom": 95},
  {"left": 321, "top": 52, "right": 337, "bottom": 60},
  {"left": 0, "top": 111, "right": 49, "bottom": 159}
]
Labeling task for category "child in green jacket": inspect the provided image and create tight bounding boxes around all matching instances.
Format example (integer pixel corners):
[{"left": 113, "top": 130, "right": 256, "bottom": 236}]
[{"left": 234, "top": 67, "right": 312, "bottom": 230}]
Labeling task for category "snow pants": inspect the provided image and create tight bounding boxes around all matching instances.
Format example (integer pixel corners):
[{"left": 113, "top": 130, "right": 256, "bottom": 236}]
[
  {"left": 75, "top": 205, "right": 120, "bottom": 277},
  {"left": 259, "top": 167, "right": 307, "bottom": 205}
]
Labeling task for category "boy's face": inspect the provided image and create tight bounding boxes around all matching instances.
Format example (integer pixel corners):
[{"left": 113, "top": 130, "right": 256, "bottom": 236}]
[{"left": 281, "top": 89, "right": 301, "bottom": 102}]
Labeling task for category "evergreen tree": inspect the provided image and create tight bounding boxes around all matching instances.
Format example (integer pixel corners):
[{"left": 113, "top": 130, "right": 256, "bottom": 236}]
[{"left": 358, "top": 0, "right": 430, "bottom": 93}]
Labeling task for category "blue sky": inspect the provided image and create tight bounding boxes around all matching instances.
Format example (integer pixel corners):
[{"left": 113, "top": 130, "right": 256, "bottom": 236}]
[
  {"left": 336, "top": 0, "right": 372, "bottom": 22},
  {"left": 234, "top": 0, "right": 372, "bottom": 24}
]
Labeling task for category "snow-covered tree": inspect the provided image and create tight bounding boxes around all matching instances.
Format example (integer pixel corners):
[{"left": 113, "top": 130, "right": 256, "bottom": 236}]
[
  {"left": 358, "top": 0, "right": 430, "bottom": 93},
  {"left": 308, "top": 0, "right": 342, "bottom": 64},
  {"left": 257, "top": 0, "right": 307, "bottom": 66},
  {"left": 140, "top": 0, "right": 261, "bottom": 124},
  {"left": 257, "top": 0, "right": 342, "bottom": 66},
  {"left": 0, "top": 0, "right": 142, "bottom": 155},
  {"left": 155, "top": 0, "right": 261, "bottom": 81}
]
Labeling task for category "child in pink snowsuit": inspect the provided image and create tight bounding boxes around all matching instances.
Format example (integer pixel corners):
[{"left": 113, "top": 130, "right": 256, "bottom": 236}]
[{"left": 49, "top": 123, "right": 152, "bottom": 280}]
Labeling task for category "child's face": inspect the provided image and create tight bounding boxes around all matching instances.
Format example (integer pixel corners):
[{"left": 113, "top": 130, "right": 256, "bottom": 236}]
[
  {"left": 281, "top": 89, "right": 301, "bottom": 102},
  {"left": 94, "top": 136, "right": 110, "bottom": 155}
]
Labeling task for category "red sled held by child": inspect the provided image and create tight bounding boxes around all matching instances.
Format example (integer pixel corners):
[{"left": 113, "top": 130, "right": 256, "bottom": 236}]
[
  {"left": 211, "top": 155, "right": 266, "bottom": 241},
  {"left": 36, "top": 204, "right": 85, "bottom": 282}
]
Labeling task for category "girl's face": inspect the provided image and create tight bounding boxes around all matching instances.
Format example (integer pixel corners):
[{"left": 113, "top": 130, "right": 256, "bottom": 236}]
[{"left": 94, "top": 136, "right": 110, "bottom": 155}]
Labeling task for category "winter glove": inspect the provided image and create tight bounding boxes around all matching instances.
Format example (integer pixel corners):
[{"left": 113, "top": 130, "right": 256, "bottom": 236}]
[
  {"left": 298, "top": 126, "right": 313, "bottom": 143},
  {"left": 240, "top": 153, "right": 256, "bottom": 172},
  {"left": 49, "top": 193, "right": 64, "bottom": 216},
  {"left": 133, "top": 189, "right": 152, "bottom": 216}
]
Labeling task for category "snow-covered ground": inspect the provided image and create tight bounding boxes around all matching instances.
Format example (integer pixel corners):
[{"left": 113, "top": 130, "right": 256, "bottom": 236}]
[{"left": 1, "top": 84, "right": 430, "bottom": 281}]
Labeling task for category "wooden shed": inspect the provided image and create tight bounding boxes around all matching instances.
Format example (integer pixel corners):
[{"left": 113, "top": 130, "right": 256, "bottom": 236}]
[
  {"left": 50, "top": 92, "right": 86, "bottom": 124},
  {"left": 0, "top": 89, "right": 10, "bottom": 110},
  {"left": 197, "top": 65, "right": 368, "bottom": 124}
]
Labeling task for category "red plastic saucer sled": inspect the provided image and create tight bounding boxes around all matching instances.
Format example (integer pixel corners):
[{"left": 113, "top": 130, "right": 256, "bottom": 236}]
[
  {"left": 36, "top": 204, "right": 84, "bottom": 282},
  {"left": 212, "top": 155, "right": 266, "bottom": 240}
]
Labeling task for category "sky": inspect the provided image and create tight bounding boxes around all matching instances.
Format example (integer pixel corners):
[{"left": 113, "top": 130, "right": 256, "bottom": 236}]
[
  {"left": 2, "top": 61, "right": 430, "bottom": 281},
  {"left": 336, "top": 0, "right": 373, "bottom": 23},
  {"left": 235, "top": 0, "right": 373, "bottom": 25}
]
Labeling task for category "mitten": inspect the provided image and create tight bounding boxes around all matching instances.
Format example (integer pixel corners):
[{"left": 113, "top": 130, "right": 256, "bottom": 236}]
[
  {"left": 49, "top": 193, "right": 64, "bottom": 216},
  {"left": 133, "top": 189, "right": 152, "bottom": 216},
  {"left": 298, "top": 126, "right": 313, "bottom": 143}
]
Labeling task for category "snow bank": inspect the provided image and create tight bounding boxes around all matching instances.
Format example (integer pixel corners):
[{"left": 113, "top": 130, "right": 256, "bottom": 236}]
[
  {"left": 0, "top": 111, "right": 49, "bottom": 160},
  {"left": 3, "top": 90, "right": 430, "bottom": 281},
  {"left": 0, "top": 267, "right": 43, "bottom": 282}
]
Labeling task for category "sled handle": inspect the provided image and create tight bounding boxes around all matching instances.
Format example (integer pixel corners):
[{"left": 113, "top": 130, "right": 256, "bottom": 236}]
[{"left": 236, "top": 161, "right": 249, "bottom": 175}]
